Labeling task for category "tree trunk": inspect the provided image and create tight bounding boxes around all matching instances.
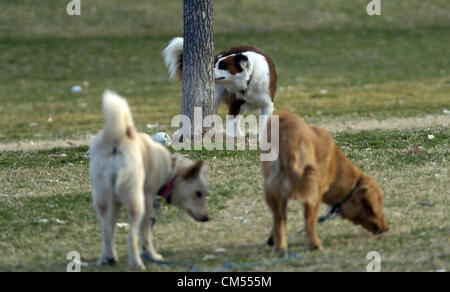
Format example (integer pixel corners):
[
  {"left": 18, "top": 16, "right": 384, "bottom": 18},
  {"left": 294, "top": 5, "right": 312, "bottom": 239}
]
[{"left": 182, "top": 0, "right": 215, "bottom": 137}]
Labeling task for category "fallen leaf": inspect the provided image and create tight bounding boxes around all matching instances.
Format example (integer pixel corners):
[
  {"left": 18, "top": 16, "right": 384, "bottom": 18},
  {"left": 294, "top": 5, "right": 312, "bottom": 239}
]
[{"left": 410, "top": 147, "right": 421, "bottom": 156}]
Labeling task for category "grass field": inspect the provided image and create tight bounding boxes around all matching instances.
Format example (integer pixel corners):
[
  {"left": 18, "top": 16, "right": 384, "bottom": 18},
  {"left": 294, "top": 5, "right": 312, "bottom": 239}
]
[{"left": 0, "top": 0, "right": 449, "bottom": 272}]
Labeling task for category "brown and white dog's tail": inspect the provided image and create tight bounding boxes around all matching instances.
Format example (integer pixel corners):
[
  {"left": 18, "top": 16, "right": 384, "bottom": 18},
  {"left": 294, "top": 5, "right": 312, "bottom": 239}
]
[
  {"left": 102, "top": 90, "right": 136, "bottom": 143},
  {"left": 163, "top": 37, "right": 184, "bottom": 82}
]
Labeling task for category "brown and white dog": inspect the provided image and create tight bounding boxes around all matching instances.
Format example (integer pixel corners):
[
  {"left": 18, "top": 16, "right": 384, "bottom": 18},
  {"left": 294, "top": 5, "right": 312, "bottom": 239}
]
[
  {"left": 261, "top": 111, "right": 388, "bottom": 251},
  {"left": 163, "top": 37, "right": 277, "bottom": 137},
  {"left": 90, "top": 91, "right": 210, "bottom": 270}
]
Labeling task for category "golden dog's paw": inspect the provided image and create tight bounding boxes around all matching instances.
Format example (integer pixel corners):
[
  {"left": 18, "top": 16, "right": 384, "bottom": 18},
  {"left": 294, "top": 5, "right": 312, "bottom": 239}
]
[
  {"left": 275, "top": 244, "right": 288, "bottom": 252},
  {"left": 306, "top": 242, "right": 323, "bottom": 251},
  {"left": 306, "top": 237, "right": 323, "bottom": 251}
]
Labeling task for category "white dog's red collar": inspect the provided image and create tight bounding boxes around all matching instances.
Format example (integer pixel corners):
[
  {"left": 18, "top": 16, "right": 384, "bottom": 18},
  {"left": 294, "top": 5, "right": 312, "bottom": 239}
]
[{"left": 157, "top": 175, "right": 178, "bottom": 201}]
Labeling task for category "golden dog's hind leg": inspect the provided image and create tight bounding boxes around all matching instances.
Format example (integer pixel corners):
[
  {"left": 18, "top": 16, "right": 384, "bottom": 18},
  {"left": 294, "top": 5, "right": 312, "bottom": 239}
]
[
  {"left": 266, "top": 192, "right": 288, "bottom": 251},
  {"left": 302, "top": 178, "right": 323, "bottom": 250},
  {"left": 297, "top": 166, "right": 323, "bottom": 250},
  {"left": 304, "top": 199, "right": 322, "bottom": 250}
]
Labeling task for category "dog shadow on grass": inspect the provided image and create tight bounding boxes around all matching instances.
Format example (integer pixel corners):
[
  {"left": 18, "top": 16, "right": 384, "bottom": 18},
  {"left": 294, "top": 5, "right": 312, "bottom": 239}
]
[
  {"left": 41, "top": 229, "right": 381, "bottom": 272},
  {"left": 147, "top": 230, "right": 383, "bottom": 271}
]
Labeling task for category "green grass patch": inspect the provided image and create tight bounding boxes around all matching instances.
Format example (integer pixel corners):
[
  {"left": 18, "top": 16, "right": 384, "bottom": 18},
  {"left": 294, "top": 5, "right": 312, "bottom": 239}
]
[{"left": 0, "top": 128, "right": 448, "bottom": 271}]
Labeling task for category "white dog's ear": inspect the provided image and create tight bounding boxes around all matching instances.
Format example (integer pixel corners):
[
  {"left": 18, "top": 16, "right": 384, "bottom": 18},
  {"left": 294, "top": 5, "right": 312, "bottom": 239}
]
[
  {"left": 201, "top": 163, "right": 209, "bottom": 175},
  {"left": 183, "top": 160, "right": 204, "bottom": 179},
  {"left": 235, "top": 54, "right": 250, "bottom": 70},
  {"left": 170, "top": 153, "right": 181, "bottom": 167}
]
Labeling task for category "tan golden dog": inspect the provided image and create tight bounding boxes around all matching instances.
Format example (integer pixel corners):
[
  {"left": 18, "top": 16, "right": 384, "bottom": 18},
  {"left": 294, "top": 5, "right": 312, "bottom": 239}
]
[{"left": 261, "top": 111, "right": 388, "bottom": 251}]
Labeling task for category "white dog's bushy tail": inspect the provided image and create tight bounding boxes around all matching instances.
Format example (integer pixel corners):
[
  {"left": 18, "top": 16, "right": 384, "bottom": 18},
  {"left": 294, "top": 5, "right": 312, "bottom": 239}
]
[
  {"left": 163, "top": 37, "right": 184, "bottom": 82},
  {"left": 102, "top": 90, "right": 136, "bottom": 142}
]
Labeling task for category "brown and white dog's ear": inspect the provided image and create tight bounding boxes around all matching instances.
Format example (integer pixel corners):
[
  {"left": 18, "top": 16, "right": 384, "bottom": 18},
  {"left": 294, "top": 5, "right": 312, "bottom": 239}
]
[
  {"left": 183, "top": 160, "right": 204, "bottom": 179},
  {"left": 235, "top": 54, "right": 250, "bottom": 70}
]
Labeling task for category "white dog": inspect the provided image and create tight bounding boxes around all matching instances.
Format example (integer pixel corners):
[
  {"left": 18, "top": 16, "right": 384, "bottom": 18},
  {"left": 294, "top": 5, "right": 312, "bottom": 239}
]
[
  {"left": 89, "top": 90, "right": 210, "bottom": 270},
  {"left": 163, "top": 37, "right": 277, "bottom": 137}
]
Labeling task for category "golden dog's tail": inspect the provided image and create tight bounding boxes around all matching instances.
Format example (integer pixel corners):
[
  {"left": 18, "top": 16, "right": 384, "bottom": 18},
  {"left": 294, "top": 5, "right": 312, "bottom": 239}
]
[
  {"left": 278, "top": 111, "right": 316, "bottom": 190},
  {"left": 102, "top": 90, "right": 136, "bottom": 143}
]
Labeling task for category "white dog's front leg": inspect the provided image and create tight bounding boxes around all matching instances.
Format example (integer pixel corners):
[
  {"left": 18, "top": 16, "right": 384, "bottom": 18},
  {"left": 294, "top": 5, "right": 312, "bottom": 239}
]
[
  {"left": 215, "top": 85, "right": 227, "bottom": 112},
  {"left": 141, "top": 197, "right": 163, "bottom": 262},
  {"left": 225, "top": 102, "right": 252, "bottom": 137},
  {"left": 226, "top": 115, "right": 245, "bottom": 137},
  {"left": 259, "top": 102, "right": 274, "bottom": 138}
]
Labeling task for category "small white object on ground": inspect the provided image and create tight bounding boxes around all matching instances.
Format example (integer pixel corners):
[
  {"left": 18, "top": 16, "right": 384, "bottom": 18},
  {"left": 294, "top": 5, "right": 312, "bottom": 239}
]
[
  {"left": 50, "top": 153, "right": 67, "bottom": 159},
  {"left": 54, "top": 219, "right": 66, "bottom": 225},
  {"left": 75, "top": 259, "right": 89, "bottom": 267},
  {"left": 443, "top": 109, "right": 450, "bottom": 115},
  {"left": 213, "top": 248, "right": 226, "bottom": 253},
  {"left": 427, "top": 134, "right": 435, "bottom": 140},
  {"left": 116, "top": 222, "right": 129, "bottom": 228},
  {"left": 37, "top": 219, "right": 49, "bottom": 223},
  {"left": 319, "top": 89, "right": 328, "bottom": 95},
  {"left": 71, "top": 85, "right": 82, "bottom": 93},
  {"left": 147, "top": 123, "right": 159, "bottom": 129},
  {"left": 202, "top": 255, "right": 216, "bottom": 261},
  {"left": 153, "top": 132, "right": 171, "bottom": 147}
]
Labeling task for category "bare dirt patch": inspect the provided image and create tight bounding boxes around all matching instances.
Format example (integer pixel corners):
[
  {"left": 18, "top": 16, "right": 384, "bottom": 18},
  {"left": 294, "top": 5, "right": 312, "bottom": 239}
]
[{"left": 2, "top": 115, "right": 448, "bottom": 152}]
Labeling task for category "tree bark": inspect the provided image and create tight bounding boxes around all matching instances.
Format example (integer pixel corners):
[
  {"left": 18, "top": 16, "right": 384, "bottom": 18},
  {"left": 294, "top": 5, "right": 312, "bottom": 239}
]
[{"left": 182, "top": 0, "right": 215, "bottom": 136}]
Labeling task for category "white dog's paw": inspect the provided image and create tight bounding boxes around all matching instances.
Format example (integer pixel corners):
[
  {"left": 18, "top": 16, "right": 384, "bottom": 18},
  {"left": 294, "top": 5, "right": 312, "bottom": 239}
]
[
  {"left": 97, "top": 256, "right": 117, "bottom": 266},
  {"left": 129, "top": 259, "right": 146, "bottom": 271},
  {"left": 142, "top": 250, "right": 164, "bottom": 262},
  {"left": 151, "top": 252, "right": 164, "bottom": 261}
]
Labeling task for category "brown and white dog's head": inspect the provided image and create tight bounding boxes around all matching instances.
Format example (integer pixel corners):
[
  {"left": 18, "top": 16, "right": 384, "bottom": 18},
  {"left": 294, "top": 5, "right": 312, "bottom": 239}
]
[
  {"left": 340, "top": 175, "right": 388, "bottom": 234},
  {"left": 214, "top": 53, "right": 252, "bottom": 89},
  {"left": 169, "top": 157, "right": 210, "bottom": 222}
]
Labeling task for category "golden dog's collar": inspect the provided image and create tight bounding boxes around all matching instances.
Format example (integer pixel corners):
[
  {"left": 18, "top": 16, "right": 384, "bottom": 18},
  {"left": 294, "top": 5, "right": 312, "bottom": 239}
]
[{"left": 318, "top": 179, "right": 361, "bottom": 223}]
